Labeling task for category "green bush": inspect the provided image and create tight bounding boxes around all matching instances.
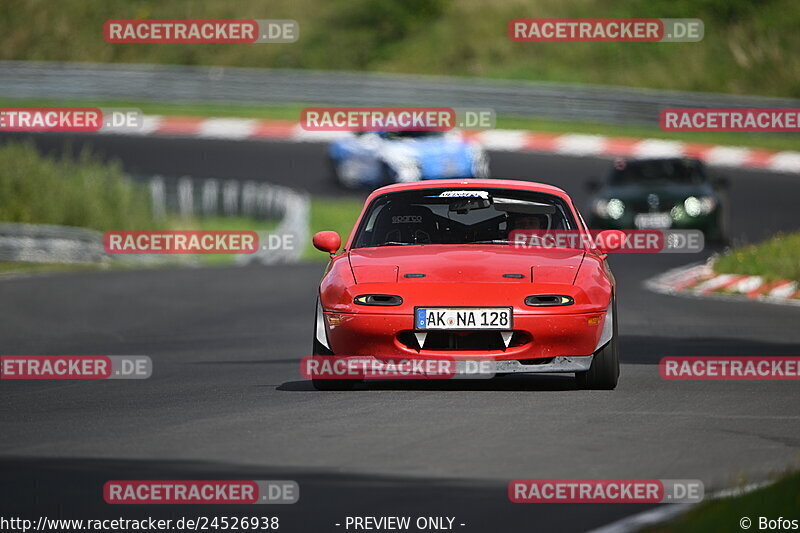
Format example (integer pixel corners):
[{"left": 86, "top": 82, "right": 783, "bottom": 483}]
[{"left": 0, "top": 141, "right": 157, "bottom": 231}]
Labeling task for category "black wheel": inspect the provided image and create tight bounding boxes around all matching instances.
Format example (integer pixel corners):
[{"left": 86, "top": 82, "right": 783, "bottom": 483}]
[
  {"left": 576, "top": 297, "right": 619, "bottom": 390},
  {"left": 311, "top": 351, "right": 359, "bottom": 390},
  {"left": 711, "top": 209, "right": 731, "bottom": 246},
  {"left": 311, "top": 303, "right": 360, "bottom": 391}
]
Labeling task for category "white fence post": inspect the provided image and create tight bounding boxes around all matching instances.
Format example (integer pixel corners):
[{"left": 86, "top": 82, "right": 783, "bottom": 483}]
[
  {"left": 202, "top": 179, "right": 219, "bottom": 217},
  {"left": 149, "top": 176, "right": 166, "bottom": 220},
  {"left": 222, "top": 180, "right": 240, "bottom": 216},
  {"left": 177, "top": 177, "right": 194, "bottom": 219}
]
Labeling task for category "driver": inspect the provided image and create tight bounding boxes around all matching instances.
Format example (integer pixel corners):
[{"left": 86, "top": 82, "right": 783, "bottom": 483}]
[{"left": 509, "top": 213, "right": 544, "bottom": 231}]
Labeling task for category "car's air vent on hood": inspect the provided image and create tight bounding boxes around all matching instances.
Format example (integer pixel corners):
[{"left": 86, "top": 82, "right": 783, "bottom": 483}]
[
  {"left": 354, "top": 294, "right": 403, "bottom": 306},
  {"left": 525, "top": 295, "right": 574, "bottom": 307}
]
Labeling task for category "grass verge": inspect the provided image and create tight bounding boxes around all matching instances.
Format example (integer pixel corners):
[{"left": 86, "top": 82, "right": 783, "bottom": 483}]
[
  {"left": 645, "top": 471, "right": 800, "bottom": 533},
  {"left": 166, "top": 216, "right": 278, "bottom": 265},
  {"left": 305, "top": 196, "right": 365, "bottom": 260},
  {"left": 713, "top": 232, "right": 800, "bottom": 282},
  {"left": 2, "top": 97, "right": 798, "bottom": 153}
]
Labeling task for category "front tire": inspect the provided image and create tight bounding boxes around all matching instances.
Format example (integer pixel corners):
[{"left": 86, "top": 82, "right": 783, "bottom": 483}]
[
  {"left": 710, "top": 210, "right": 730, "bottom": 246},
  {"left": 575, "top": 298, "right": 619, "bottom": 390},
  {"left": 311, "top": 338, "right": 360, "bottom": 391}
]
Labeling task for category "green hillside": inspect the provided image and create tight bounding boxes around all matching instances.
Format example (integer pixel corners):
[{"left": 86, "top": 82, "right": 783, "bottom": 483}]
[{"left": 1, "top": 0, "right": 798, "bottom": 97}]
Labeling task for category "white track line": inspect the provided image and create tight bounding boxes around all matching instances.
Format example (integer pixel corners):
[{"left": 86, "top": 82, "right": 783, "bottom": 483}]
[{"left": 586, "top": 481, "right": 773, "bottom": 533}]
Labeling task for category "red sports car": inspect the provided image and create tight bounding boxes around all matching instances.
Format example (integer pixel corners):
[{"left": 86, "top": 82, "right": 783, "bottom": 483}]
[{"left": 311, "top": 179, "right": 621, "bottom": 390}]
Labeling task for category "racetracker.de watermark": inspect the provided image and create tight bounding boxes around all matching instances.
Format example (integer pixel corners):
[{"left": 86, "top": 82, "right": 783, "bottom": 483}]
[
  {"left": 104, "top": 231, "right": 259, "bottom": 254},
  {"left": 0, "top": 108, "right": 143, "bottom": 132},
  {"left": 509, "top": 230, "right": 704, "bottom": 253},
  {"left": 300, "top": 107, "right": 496, "bottom": 131},
  {"left": 301, "top": 356, "right": 498, "bottom": 380},
  {"left": 104, "top": 480, "right": 298, "bottom": 504},
  {"left": 0, "top": 356, "right": 151, "bottom": 380},
  {"left": 509, "top": 479, "right": 704, "bottom": 503},
  {"left": 104, "top": 19, "right": 298, "bottom": 43},
  {"left": 660, "top": 357, "right": 800, "bottom": 380},
  {"left": 661, "top": 108, "right": 800, "bottom": 132},
  {"left": 509, "top": 19, "right": 703, "bottom": 42}
]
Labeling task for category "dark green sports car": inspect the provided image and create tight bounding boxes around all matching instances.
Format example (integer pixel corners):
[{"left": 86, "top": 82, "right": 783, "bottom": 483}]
[{"left": 586, "top": 157, "right": 729, "bottom": 243}]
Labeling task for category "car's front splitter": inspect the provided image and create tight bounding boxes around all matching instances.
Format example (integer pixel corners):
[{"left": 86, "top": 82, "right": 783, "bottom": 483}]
[{"left": 491, "top": 356, "right": 593, "bottom": 373}]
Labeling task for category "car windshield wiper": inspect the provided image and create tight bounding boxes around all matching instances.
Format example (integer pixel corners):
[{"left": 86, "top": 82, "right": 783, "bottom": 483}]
[{"left": 379, "top": 241, "right": 413, "bottom": 246}]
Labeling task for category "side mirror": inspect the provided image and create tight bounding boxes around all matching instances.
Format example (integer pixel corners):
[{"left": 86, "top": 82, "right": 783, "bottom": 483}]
[
  {"left": 586, "top": 178, "right": 601, "bottom": 194},
  {"left": 595, "top": 230, "right": 626, "bottom": 254},
  {"left": 312, "top": 231, "right": 341, "bottom": 254}
]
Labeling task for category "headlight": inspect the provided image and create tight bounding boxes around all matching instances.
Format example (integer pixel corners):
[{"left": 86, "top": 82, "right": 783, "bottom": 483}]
[
  {"left": 606, "top": 199, "right": 625, "bottom": 219},
  {"left": 594, "top": 198, "right": 625, "bottom": 220},
  {"left": 354, "top": 294, "right": 403, "bottom": 306},
  {"left": 592, "top": 199, "right": 609, "bottom": 217},
  {"left": 683, "top": 196, "right": 717, "bottom": 217}
]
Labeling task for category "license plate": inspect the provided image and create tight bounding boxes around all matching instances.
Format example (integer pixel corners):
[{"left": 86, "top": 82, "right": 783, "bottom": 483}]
[
  {"left": 415, "top": 307, "right": 512, "bottom": 330},
  {"left": 634, "top": 213, "right": 672, "bottom": 229}
]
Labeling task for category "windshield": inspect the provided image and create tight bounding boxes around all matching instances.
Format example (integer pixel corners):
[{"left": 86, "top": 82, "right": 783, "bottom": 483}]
[
  {"left": 609, "top": 158, "right": 707, "bottom": 185},
  {"left": 352, "top": 188, "right": 576, "bottom": 248}
]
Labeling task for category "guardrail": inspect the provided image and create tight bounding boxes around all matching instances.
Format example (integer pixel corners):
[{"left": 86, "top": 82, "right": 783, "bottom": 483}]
[
  {"left": 1, "top": 61, "right": 798, "bottom": 126},
  {"left": 0, "top": 177, "right": 309, "bottom": 265},
  {"left": 0, "top": 222, "right": 107, "bottom": 264},
  {"left": 146, "top": 175, "right": 309, "bottom": 264}
]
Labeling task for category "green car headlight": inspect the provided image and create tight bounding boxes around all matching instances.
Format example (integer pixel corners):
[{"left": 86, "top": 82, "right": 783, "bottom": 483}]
[
  {"left": 684, "top": 196, "right": 717, "bottom": 217},
  {"left": 606, "top": 198, "right": 625, "bottom": 220},
  {"left": 593, "top": 198, "right": 624, "bottom": 220}
]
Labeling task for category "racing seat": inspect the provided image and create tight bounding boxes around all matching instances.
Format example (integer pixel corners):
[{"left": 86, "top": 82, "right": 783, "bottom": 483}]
[{"left": 372, "top": 204, "right": 439, "bottom": 245}]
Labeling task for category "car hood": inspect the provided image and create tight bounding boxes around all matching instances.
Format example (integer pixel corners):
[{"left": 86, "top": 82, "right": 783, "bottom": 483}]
[{"left": 348, "top": 245, "right": 584, "bottom": 285}]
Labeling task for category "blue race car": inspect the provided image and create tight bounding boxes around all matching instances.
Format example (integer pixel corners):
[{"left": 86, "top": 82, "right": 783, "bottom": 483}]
[{"left": 328, "top": 130, "right": 489, "bottom": 189}]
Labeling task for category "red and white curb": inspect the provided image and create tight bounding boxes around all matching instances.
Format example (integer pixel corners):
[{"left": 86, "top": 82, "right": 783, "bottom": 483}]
[
  {"left": 645, "top": 261, "right": 800, "bottom": 306},
  {"left": 111, "top": 115, "right": 800, "bottom": 174}
]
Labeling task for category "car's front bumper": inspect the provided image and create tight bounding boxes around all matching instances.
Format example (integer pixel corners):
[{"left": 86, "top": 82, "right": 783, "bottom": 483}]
[
  {"left": 321, "top": 309, "right": 608, "bottom": 365},
  {"left": 589, "top": 211, "right": 721, "bottom": 234}
]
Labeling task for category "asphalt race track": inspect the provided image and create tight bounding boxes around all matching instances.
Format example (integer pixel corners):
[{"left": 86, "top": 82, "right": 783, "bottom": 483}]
[{"left": 1, "top": 133, "right": 799, "bottom": 532}]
